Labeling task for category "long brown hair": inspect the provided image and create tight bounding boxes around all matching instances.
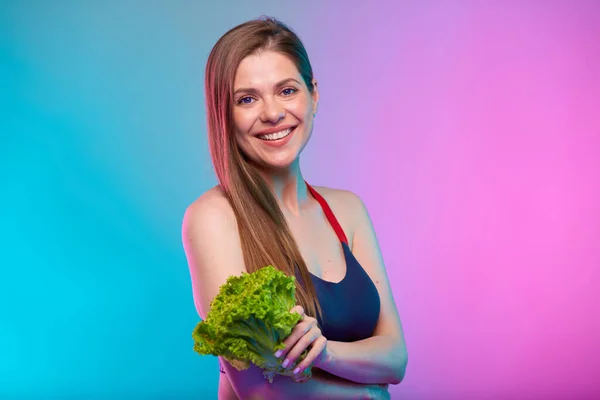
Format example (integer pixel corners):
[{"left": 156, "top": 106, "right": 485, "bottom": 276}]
[{"left": 204, "top": 17, "right": 322, "bottom": 319}]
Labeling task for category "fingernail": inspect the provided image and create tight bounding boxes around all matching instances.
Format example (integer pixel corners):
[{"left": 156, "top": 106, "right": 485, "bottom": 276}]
[
  {"left": 282, "top": 358, "right": 290, "bottom": 368},
  {"left": 274, "top": 350, "right": 283, "bottom": 358},
  {"left": 293, "top": 367, "right": 300, "bottom": 374}
]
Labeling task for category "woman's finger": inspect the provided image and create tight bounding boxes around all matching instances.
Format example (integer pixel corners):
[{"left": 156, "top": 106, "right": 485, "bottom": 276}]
[
  {"left": 290, "top": 305, "right": 305, "bottom": 318},
  {"left": 281, "top": 324, "right": 321, "bottom": 369},
  {"left": 275, "top": 316, "right": 315, "bottom": 358},
  {"left": 292, "top": 335, "right": 327, "bottom": 375}
]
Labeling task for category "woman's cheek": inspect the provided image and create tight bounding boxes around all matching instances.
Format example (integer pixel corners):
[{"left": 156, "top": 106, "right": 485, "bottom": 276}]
[
  {"left": 283, "top": 104, "right": 304, "bottom": 122},
  {"left": 233, "top": 112, "right": 253, "bottom": 135}
]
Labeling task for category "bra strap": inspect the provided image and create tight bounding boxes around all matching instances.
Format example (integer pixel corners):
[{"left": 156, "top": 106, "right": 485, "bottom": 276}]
[{"left": 305, "top": 182, "right": 349, "bottom": 245}]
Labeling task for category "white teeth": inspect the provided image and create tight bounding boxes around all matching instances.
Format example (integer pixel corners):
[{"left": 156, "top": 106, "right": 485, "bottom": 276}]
[{"left": 258, "top": 127, "right": 293, "bottom": 141}]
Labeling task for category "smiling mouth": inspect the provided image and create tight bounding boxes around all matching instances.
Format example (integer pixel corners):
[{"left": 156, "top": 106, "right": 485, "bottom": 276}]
[{"left": 256, "top": 127, "right": 295, "bottom": 141}]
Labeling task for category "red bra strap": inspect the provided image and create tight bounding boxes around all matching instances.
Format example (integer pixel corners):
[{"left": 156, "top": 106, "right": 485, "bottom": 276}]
[{"left": 305, "top": 182, "right": 348, "bottom": 245}]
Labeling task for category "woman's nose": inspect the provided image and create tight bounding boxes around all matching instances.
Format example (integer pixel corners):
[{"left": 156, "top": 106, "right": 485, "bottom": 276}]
[{"left": 261, "top": 99, "right": 285, "bottom": 123}]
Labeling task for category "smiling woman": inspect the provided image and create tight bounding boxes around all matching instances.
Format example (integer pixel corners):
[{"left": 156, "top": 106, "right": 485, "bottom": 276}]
[
  {"left": 232, "top": 54, "right": 315, "bottom": 166},
  {"left": 182, "top": 16, "right": 407, "bottom": 399}
]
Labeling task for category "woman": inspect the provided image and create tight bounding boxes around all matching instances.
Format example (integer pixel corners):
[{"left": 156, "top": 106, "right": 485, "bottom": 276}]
[{"left": 182, "top": 17, "right": 408, "bottom": 399}]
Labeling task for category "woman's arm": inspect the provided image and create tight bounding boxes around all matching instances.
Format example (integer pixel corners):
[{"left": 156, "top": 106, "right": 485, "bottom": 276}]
[
  {"left": 315, "top": 335, "right": 407, "bottom": 385},
  {"left": 182, "top": 189, "right": 384, "bottom": 399},
  {"left": 282, "top": 191, "right": 408, "bottom": 385},
  {"left": 220, "top": 359, "right": 387, "bottom": 400}
]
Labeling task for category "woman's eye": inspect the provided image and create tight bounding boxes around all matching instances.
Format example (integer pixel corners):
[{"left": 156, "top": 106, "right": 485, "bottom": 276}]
[
  {"left": 281, "top": 87, "right": 297, "bottom": 96},
  {"left": 238, "top": 96, "right": 254, "bottom": 104}
]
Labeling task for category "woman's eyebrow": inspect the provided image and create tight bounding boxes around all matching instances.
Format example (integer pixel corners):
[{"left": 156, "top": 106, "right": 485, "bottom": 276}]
[{"left": 233, "top": 78, "right": 301, "bottom": 96}]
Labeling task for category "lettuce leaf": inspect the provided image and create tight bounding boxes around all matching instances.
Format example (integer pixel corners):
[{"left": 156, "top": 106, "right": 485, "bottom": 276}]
[{"left": 192, "top": 265, "right": 311, "bottom": 383}]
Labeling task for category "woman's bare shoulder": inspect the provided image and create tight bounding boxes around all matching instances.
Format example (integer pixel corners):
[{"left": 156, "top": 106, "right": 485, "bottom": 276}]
[
  {"left": 310, "top": 185, "right": 359, "bottom": 202},
  {"left": 182, "top": 184, "right": 241, "bottom": 266},
  {"left": 182, "top": 185, "right": 241, "bottom": 237},
  {"left": 182, "top": 185, "right": 246, "bottom": 319},
  {"left": 309, "top": 185, "right": 364, "bottom": 243},
  {"left": 185, "top": 185, "right": 232, "bottom": 218},
  {"left": 310, "top": 185, "right": 364, "bottom": 213}
]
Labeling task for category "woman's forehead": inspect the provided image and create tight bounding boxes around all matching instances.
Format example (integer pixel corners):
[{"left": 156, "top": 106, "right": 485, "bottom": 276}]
[{"left": 234, "top": 51, "right": 300, "bottom": 89}]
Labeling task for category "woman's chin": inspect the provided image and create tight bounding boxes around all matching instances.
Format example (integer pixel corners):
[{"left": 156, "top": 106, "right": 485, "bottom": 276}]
[
  {"left": 261, "top": 161, "right": 297, "bottom": 172},
  {"left": 254, "top": 154, "right": 300, "bottom": 171}
]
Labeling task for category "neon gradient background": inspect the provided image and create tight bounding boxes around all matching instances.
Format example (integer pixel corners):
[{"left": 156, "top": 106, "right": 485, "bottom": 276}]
[{"left": 1, "top": 1, "right": 599, "bottom": 399}]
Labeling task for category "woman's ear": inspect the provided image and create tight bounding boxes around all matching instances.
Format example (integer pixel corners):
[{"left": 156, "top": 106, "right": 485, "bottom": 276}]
[{"left": 311, "top": 79, "right": 319, "bottom": 115}]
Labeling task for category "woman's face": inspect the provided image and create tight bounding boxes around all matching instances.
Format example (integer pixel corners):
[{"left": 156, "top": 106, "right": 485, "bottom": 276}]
[{"left": 232, "top": 50, "right": 318, "bottom": 171}]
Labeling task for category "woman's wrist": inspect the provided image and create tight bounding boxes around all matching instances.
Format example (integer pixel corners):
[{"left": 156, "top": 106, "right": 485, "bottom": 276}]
[{"left": 313, "top": 340, "right": 333, "bottom": 369}]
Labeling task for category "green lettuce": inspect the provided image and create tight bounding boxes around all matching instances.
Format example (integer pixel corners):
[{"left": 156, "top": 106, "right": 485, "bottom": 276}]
[{"left": 192, "top": 265, "right": 311, "bottom": 383}]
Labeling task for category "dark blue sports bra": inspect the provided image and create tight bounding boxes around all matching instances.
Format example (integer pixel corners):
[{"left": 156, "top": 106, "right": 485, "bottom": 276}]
[
  {"left": 218, "top": 183, "right": 381, "bottom": 374},
  {"left": 302, "top": 182, "right": 381, "bottom": 342}
]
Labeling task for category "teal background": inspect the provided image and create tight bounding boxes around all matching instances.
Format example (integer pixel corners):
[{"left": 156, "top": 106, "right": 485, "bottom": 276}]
[{"left": 1, "top": 2, "right": 318, "bottom": 398}]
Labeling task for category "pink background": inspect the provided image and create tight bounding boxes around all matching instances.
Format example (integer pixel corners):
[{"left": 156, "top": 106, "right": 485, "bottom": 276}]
[{"left": 302, "top": 2, "right": 600, "bottom": 398}]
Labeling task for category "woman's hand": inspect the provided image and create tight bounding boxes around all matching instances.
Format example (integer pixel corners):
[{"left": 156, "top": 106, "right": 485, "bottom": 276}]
[{"left": 275, "top": 305, "right": 328, "bottom": 382}]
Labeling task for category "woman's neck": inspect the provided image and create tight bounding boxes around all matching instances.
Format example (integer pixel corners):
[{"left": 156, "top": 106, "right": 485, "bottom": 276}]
[{"left": 258, "top": 161, "right": 311, "bottom": 216}]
